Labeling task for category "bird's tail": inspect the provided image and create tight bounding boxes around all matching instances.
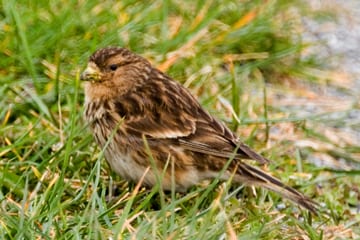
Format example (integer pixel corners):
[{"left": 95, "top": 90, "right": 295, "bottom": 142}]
[{"left": 236, "top": 163, "right": 318, "bottom": 213}]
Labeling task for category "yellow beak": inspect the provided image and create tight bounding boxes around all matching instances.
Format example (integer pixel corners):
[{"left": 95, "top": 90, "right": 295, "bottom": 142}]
[{"left": 80, "top": 62, "right": 101, "bottom": 81}]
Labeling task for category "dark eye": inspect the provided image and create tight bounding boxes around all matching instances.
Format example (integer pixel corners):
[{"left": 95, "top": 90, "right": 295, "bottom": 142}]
[{"left": 109, "top": 64, "right": 118, "bottom": 71}]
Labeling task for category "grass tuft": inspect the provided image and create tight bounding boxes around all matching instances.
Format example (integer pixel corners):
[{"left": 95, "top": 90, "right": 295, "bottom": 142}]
[{"left": 0, "top": 0, "right": 359, "bottom": 239}]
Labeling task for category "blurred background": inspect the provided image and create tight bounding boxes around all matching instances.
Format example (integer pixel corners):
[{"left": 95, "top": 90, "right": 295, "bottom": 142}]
[{"left": 0, "top": 0, "right": 359, "bottom": 239}]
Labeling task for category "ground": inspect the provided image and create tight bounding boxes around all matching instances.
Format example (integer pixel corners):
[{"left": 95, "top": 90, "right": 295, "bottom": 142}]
[{"left": 0, "top": 1, "right": 359, "bottom": 239}]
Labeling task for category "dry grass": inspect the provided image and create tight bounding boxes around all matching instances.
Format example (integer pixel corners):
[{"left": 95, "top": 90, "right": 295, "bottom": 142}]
[{"left": 0, "top": 0, "right": 359, "bottom": 239}]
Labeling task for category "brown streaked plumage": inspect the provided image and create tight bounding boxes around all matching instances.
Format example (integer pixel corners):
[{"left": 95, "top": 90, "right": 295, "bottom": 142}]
[{"left": 81, "top": 47, "right": 317, "bottom": 213}]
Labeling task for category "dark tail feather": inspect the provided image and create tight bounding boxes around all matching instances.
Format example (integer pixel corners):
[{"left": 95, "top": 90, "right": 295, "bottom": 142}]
[{"left": 236, "top": 163, "right": 318, "bottom": 213}]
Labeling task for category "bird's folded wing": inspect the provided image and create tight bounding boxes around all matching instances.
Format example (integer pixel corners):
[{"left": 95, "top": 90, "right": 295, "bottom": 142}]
[
  {"left": 180, "top": 114, "right": 270, "bottom": 164},
  {"left": 178, "top": 137, "right": 270, "bottom": 165},
  {"left": 178, "top": 139, "right": 249, "bottom": 160},
  {"left": 124, "top": 110, "right": 197, "bottom": 139},
  {"left": 124, "top": 110, "right": 269, "bottom": 165},
  {"left": 119, "top": 82, "right": 269, "bottom": 165}
]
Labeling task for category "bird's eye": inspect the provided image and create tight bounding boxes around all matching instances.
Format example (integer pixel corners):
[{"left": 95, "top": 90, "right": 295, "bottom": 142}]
[{"left": 109, "top": 64, "right": 118, "bottom": 71}]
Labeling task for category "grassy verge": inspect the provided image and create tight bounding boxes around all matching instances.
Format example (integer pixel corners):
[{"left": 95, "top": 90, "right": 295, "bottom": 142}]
[{"left": 1, "top": 0, "right": 359, "bottom": 239}]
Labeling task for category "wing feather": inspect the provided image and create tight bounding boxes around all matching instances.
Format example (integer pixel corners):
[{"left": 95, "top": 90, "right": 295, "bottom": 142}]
[{"left": 117, "top": 68, "right": 269, "bottom": 164}]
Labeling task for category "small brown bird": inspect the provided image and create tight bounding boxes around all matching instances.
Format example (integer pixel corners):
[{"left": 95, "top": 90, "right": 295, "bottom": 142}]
[{"left": 81, "top": 47, "right": 317, "bottom": 212}]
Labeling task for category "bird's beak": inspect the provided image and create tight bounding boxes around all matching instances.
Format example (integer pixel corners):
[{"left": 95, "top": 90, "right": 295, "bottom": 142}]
[{"left": 80, "top": 62, "right": 101, "bottom": 81}]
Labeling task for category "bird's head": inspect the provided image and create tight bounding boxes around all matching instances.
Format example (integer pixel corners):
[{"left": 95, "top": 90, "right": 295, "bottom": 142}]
[{"left": 81, "top": 47, "right": 151, "bottom": 84}]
